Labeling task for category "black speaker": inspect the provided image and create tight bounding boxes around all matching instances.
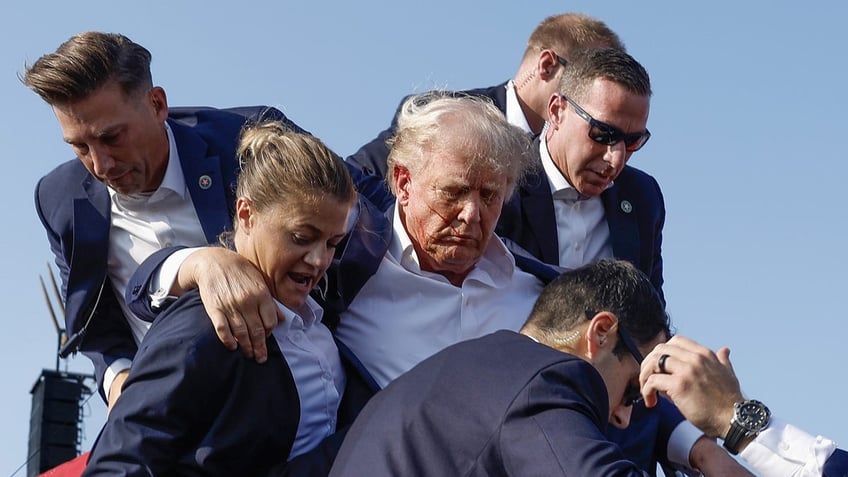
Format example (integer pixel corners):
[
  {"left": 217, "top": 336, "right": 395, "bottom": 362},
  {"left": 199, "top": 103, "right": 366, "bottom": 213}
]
[{"left": 27, "top": 370, "right": 92, "bottom": 476}]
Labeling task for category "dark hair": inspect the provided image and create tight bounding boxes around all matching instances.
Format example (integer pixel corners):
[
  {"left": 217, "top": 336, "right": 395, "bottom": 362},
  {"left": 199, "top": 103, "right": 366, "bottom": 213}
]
[
  {"left": 21, "top": 31, "right": 153, "bottom": 104},
  {"left": 559, "top": 47, "right": 652, "bottom": 103},
  {"left": 525, "top": 259, "right": 669, "bottom": 357}
]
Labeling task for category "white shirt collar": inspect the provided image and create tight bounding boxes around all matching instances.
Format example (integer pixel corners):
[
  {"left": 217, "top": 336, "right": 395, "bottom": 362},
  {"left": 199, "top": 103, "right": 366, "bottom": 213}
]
[
  {"left": 505, "top": 80, "right": 533, "bottom": 134},
  {"left": 108, "top": 122, "right": 185, "bottom": 208},
  {"left": 275, "top": 295, "right": 325, "bottom": 331},
  {"left": 159, "top": 122, "right": 187, "bottom": 198}
]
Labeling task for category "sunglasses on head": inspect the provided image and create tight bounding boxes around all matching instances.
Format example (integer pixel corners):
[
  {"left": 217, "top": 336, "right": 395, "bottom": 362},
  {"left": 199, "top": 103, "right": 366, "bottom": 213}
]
[{"left": 561, "top": 94, "right": 651, "bottom": 153}]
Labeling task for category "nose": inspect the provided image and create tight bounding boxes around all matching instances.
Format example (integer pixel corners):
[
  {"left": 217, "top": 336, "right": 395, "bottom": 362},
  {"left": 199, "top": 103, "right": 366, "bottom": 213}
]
[
  {"left": 89, "top": 145, "right": 116, "bottom": 177},
  {"left": 304, "top": 243, "right": 332, "bottom": 270},
  {"left": 455, "top": 195, "right": 482, "bottom": 224},
  {"left": 603, "top": 142, "right": 627, "bottom": 172},
  {"left": 609, "top": 403, "right": 634, "bottom": 430}
]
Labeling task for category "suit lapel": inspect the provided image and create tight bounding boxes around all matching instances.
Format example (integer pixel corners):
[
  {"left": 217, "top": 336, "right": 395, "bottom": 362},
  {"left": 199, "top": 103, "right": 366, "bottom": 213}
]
[
  {"left": 520, "top": 170, "right": 560, "bottom": 264},
  {"left": 601, "top": 183, "right": 640, "bottom": 267},
  {"left": 66, "top": 175, "right": 111, "bottom": 333},
  {"left": 169, "top": 119, "right": 233, "bottom": 243}
]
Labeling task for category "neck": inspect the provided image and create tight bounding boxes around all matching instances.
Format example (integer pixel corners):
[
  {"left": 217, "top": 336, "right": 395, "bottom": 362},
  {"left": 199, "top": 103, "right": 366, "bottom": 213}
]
[{"left": 514, "top": 79, "right": 545, "bottom": 135}]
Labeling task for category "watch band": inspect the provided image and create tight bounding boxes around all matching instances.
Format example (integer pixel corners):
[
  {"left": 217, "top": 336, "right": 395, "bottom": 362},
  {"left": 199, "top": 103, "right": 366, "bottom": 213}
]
[{"left": 723, "top": 421, "right": 748, "bottom": 455}]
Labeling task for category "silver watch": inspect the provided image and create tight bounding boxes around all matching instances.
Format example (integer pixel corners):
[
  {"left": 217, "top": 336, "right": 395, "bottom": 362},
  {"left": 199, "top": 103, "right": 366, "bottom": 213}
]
[{"left": 723, "top": 399, "right": 770, "bottom": 454}]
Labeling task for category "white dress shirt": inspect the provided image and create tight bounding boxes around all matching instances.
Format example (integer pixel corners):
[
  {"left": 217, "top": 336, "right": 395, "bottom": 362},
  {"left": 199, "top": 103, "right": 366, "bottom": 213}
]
[
  {"left": 334, "top": 205, "right": 544, "bottom": 389},
  {"left": 505, "top": 80, "right": 533, "bottom": 134},
  {"left": 740, "top": 417, "right": 838, "bottom": 477},
  {"left": 539, "top": 132, "right": 614, "bottom": 269},
  {"left": 103, "top": 122, "right": 208, "bottom": 395},
  {"left": 273, "top": 296, "right": 345, "bottom": 459}
]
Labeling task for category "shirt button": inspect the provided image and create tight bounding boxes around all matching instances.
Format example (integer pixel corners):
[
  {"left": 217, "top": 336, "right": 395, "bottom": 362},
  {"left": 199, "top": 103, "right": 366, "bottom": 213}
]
[{"left": 779, "top": 441, "right": 790, "bottom": 451}]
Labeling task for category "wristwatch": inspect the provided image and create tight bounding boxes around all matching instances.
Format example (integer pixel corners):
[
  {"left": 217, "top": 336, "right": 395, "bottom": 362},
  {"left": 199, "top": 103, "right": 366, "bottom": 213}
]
[{"left": 723, "top": 399, "right": 771, "bottom": 454}]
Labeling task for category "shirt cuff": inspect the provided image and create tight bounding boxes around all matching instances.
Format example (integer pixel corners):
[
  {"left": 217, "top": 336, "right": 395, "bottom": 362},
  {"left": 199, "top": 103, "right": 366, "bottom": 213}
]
[
  {"left": 103, "top": 358, "right": 132, "bottom": 397},
  {"left": 150, "top": 247, "right": 203, "bottom": 309},
  {"left": 668, "top": 419, "right": 704, "bottom": 469},
  {"left": 740, "top": 416, "right": 836, "bottom": 477}
]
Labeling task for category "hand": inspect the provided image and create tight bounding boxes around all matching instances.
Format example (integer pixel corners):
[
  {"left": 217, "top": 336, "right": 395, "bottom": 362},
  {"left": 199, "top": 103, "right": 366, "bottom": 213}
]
[
  {"left": 107, "top": 369, "right": 129, "bottom": 413},
  {"left": 177, "top": 247, "right": 282, "bottom": 363},
  {"left": 639, "top": 335, "right": 743, "bottom": 439}
]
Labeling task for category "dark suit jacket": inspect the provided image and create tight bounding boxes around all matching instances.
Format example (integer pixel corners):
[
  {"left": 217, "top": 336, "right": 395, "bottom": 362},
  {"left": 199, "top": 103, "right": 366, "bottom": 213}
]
[
  {"left": 82, "top": 291, "right": 300, "bottom": 477},
  {"left": 345, "top": 82, "right": 507, "bottom": 181},
  {"left": 33, "top": 106, "right": 304, "bottom": 397},
  {"left": 825, "top": 448, "right": 848, "bottom": 477},
  {"left": 497, "top": 143, "right": 665, "bottom": 302},
  {"left": 330, "top": 330, "right": 647, "bottom": 476}
]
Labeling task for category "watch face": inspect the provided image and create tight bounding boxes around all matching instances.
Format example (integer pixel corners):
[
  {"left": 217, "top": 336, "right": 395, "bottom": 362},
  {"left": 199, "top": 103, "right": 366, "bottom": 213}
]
[{"left": 736, "top": 400, "right": 771, "bottom": 432}]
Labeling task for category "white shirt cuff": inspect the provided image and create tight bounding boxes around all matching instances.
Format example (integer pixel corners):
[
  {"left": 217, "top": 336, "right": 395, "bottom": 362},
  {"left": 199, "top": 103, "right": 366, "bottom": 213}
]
[
  {"left": 739, "top": 416, "right": 836, "bottom": 477},
  {"left": 103, "top": 358, "right": 132, "bottom": 397},
  {"left": 149, "top": 247, "right": 204, "bottom": 309},
  {"left": 668, "top": 419, "right": 704, "bottom": 470}
]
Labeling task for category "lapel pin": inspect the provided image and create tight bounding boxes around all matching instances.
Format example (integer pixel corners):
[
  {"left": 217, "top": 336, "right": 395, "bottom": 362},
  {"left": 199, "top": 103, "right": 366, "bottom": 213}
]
[
  {"left": 199, "top": 175, "right": 212, "bottom": 190},
  {"left": 620, "top": 200, "right": 633, "bottom": 214}
]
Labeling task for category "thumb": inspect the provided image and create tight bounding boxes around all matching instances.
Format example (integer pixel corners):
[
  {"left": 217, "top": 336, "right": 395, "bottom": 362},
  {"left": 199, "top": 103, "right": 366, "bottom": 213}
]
[{"left": 717, "top": 346, "right": 734, "bottom": 372}]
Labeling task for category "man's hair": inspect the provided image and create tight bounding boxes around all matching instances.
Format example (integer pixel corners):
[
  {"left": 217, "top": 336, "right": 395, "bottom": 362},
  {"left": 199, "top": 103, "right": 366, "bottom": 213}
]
[
  {"left": 524, "top": 13, "right": 625, "bottom": 61},
  {"left": 21, "top": 31, "right": 153, "bottom": 104},
  {"left": 559, "top": 47, "right": 652, "bottom": 103},
  {"left": 525, "top": 259, "right": 669, "bottom": 357},
  {"left": 386, "top": 92, "right": 533, "bottom": 200},
  {"left": 235, "top": 121, "right": 355, "bottom": 218}
]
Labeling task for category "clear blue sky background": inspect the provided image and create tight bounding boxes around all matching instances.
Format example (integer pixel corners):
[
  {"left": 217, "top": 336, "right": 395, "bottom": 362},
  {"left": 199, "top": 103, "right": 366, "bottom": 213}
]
[{"left": 2, "top": 1, "right": 846, "bottom": 474}]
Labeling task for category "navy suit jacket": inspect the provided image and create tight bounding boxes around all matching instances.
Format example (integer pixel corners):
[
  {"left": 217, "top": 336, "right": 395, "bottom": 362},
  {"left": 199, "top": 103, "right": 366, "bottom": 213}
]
[
  {"left": 330, "top": 330, "right": 648, "bottom": 476},
  {"left": 497, "top": 142, "right": 666, "bottom": 302},
  {"left": 83, "top": 291, "right": 300, "bottom": 477},
  {"left": 825, "top": 449, "right": 848, "bottom": 477},
  {"left": 33, "top": 106, "right": 305, "bottom": 397},
  {"left": 345, "top": 83, "right": 674, "bottom": 474}
]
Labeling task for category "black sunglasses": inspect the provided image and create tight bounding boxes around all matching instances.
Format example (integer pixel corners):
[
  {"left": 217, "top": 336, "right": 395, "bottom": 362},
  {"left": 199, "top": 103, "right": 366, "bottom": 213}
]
[
  {"left": 617, "top": 324, "right": 645, "bottom": 407},
  {"left": 561, "top": 94, "right": 651, "bottom": 152},
  {"left": 586, "top": 310, "right": 644, "bottom": 407}
]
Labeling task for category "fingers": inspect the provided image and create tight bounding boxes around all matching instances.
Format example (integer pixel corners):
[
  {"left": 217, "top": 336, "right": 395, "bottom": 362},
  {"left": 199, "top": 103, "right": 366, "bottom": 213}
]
[
  {"left": 209, "top": 311, "right": 239, "bottom": 351},
  {"left": 716, "top": 346, "right": 733, "bottom": 370}
]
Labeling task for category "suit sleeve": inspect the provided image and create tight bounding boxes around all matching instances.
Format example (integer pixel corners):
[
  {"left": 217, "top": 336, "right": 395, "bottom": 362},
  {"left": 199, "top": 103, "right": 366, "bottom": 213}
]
[
  {"left": 34, "top": 176, "right": 137, "bottom": 400},
  {"left": 345, "top": 126, "right": 394, "bottom": 178},
  {"left": 125, "top": 246, "right": 190, "bottom": 321},
  {"left": 83, "top": 294, "right": 293, "bottom": 477},
  {"left": 82, "top": 303, "right": 227, "bottom": 476},
  {"left": 825, "top": 448, "right": 848, "bottom": 477},
  {"left": 499, "top": 362, "right": 647, "bottom": 476}
]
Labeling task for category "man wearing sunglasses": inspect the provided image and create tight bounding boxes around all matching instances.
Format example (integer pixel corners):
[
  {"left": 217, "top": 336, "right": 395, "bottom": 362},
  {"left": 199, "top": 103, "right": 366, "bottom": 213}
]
[
  {"left": 347, "top": 13, "right": 623, "bottom": 187},
  {"left": 496, "top": 46, "right": 716, "bottom": 476},
  {"left": 498, "top": 47, "right": 663, "bottom": 301},
  {"left": 330, "top": 259, "right": 671, "bottom": 476}
]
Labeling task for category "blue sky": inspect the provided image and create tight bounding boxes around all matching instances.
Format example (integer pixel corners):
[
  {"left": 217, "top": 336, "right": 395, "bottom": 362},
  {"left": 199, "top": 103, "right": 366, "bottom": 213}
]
[{"left": 2, "top": 1, "right": 846, "bottom": 474}]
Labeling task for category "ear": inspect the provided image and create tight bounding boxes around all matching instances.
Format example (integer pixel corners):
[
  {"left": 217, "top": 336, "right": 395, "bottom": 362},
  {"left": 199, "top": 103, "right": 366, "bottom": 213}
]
[
  {"left": 149, "top": 87, "right": 169, "bottom": 122},
  {"left": 392, "top": 165, "right": 412, "bottom": 206},
  {"left": 585, "top": 311, "right": 617, "bottom": 359},
  {"left": 235, "top": 197, "right": 255, "bottom": 233},
  {"left": 536, "top": 49, "right": 561, "bottom": 81},
  {"left": 547, "top": 93, "right": 566, "bottom": 130}
]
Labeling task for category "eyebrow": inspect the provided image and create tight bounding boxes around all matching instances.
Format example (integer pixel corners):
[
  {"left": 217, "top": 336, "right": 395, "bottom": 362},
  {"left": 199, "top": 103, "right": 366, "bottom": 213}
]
[{"left": 63, "top": 124, "right": 124, "bottom": 144}]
